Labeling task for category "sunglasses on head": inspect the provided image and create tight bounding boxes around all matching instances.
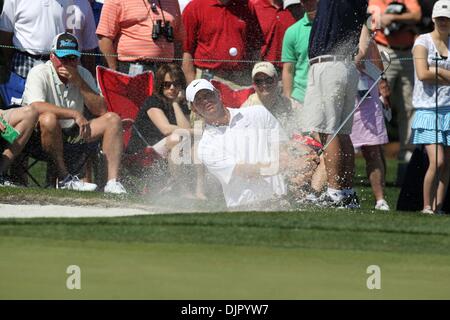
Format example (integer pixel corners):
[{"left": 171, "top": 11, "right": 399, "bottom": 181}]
[
  {"left": 162, "top": 81, "right": 182, "bottom": 89},
  {"left": 254, "top": 77, "right": 275, "bottom": 86}
]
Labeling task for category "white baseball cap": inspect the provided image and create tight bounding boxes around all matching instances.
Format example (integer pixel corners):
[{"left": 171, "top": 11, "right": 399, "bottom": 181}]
[
  {"left": 433, "top": 0, "right": 450, "bottom": 18},
  {"left": 252, "top": 62, "right": 277, "bottom": 79},
  {"left": 283, "top": 0, "right": 300, "bottom": 9},
  {"left": 186, "top": 79, "right": 216, "bottom": 102}
]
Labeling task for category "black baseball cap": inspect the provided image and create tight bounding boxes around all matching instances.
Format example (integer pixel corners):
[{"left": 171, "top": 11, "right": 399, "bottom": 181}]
[{"left": 51, "top": 32, "right": 81, "bottom": 58}]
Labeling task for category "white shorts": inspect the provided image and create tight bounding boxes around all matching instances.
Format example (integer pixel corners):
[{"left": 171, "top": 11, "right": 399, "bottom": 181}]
[{"left": 299, "top": 60, "right": 359, "bottom": 135}]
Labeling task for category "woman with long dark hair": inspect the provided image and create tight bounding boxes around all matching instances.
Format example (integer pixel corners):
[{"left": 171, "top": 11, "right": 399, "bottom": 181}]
[{"left": 127, "top": 63, "right": 205, "bottom": 198}]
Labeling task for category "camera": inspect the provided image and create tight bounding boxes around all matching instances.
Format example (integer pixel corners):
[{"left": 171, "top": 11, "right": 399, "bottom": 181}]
[{"left": 152, "top": 20, "right": 174, "bottom": 42}]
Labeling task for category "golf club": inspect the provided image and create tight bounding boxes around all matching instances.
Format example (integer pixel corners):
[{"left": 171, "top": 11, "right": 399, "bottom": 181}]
[{"left": 318, "top": 50, "right": 392, "bottom": 156}]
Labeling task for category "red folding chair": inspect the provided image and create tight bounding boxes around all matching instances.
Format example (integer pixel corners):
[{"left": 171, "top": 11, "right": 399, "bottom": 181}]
[
  {"left": 97, "top": 66, "right": 154, "bottom": 146},
  {"left": 96, "top": 66, "right": 162, "bottom": 192},
  {"left": 210, "top": 79, "right": 255, "bottom": 108}
]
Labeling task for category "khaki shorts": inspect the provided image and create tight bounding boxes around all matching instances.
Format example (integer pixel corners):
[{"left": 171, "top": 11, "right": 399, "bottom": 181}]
[
  {"left": 0, "top": 108, "right": 15, "bottom": 123},
  {"left": 299, "top": 60, "right": 359, "bottom": 135}
]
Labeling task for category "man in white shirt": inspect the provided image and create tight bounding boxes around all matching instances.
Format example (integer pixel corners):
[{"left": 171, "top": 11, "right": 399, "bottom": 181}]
[
  {"left": 22, "top": 33, "right": 126, "bottom": 193},
  {"left": 186, "top": 79, "right": 318, "bottom": 209}
]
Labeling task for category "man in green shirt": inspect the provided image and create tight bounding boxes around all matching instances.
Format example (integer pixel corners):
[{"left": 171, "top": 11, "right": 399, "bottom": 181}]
[{"left": 281, "top": 0, "right": 318, "bottom": 106}]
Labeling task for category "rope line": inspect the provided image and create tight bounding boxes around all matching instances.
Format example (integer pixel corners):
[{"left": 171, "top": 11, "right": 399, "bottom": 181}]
[{"left": 0, "top": 44, "right": 422, "bottom": 64}]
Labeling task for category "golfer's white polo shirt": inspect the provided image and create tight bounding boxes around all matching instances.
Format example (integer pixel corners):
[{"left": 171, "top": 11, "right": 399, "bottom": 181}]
[
  {"left": 22, "top": 60, "right": 99, "bottom": 128},
  {"left": 198, "top": 105, "right": 287, "bottom": 208}
]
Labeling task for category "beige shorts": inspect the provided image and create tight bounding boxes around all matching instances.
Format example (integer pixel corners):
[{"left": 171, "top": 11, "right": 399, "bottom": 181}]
[{"left": 299, "top": 60, "right": 359, "bottom": 135}]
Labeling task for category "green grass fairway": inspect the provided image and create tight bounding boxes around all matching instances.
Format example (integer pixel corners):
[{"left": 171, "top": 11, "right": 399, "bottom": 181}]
[
  {"left": 0, "top": 237, "right": 449, "bottom": 300},
  {"left": 1, "top": 211, "right": 450, "bottom": 299},
  {"left": 1, "top": 158, "right": 450, "bottom": 299}
]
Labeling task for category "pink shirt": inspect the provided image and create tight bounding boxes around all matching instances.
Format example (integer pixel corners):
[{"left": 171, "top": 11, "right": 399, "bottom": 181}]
[{"left": 96, "top": 0, "right": 184, "bottom": 62}]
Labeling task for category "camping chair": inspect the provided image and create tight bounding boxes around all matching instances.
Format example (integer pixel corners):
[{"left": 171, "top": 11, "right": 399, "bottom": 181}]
[
  {"left": 21, "top": 130, "right": 99, "bottom": 188},
  {"left": 97, "top": 66, "right": 153, "bottom": 146},
  {"left": 210, "top": 79, "right": 254, "bottom": 108},
  {"left": 96, "top": 66, "right": 163, "bottom": 193}
]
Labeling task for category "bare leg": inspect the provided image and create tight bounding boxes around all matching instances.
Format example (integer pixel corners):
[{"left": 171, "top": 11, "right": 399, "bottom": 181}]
[
  {"left": 361, "top": 145, "right": 386, "bottom": 201},
  {"left": 323, "top": 134, "right": 354, "bottom": 190},
  {"left": 88, "top": 112, "right": 123, "bottom": 181},
  {"left": 310, "top": 154, "right": 327, "bottom": 194},
  {"left": 0, "top": 106, "right": 38, "bottom": 175},
  {"left": 424, "top": 144, "right": 450, "bottom": 212},
  {"left": 39, "top": 112, "right": 68, "bottom": 179}
]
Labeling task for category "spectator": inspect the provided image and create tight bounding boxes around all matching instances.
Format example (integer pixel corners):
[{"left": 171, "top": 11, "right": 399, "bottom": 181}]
[
  {"left": 242, "top": 61, "right": 327, "bottom": 202},
  {"left": 350, "top": 43, "right": 390, "bottom": 211},
  {"left": 22, "top": 33, "right": 126, "bottom": 193},
  {"left": 0, "top": 0, "right": 68, "bottom": 80},
  {"left": 127, "top": 63, "right": 206, "bottom": 199},
  {"left": 182, "top": 0, "right": 264, "bottom": 87},
  {"left": 251, "top": 0, "right": 303, "bottom": 72},
  {"left": 0, "top": 0, "right": 73, "bottom": 183},
  {"left": 127, "top": 64, "right": 190, "bottom": 155},
  {"left": 241, "top": 62, "right": 292, "bottom": 131},
  {"left": 298, "top": 0, "right": 370, "bottom": 208},
  {"left": 0, "top": 105, "right": 38, "bottom": 186},
  {"left": 187, "top": 78, "right": 318, "bottom": 209},
  {"left": 410, "top": 0, "right": 450, "bottom": 214},
  {"left": 282, "top": 0, "right": 317, "bottom": 108},
  {"left": 368, "top": 0, "right": 422, "bottom": 185},
  {"left": 96, "top": 0, "right": 184, "bottom": 75},
  {"left": 69, "top": 0, "right": 99, "bottom": 76}
]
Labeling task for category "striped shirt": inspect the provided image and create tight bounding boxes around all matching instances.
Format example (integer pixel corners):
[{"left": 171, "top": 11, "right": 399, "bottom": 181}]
[{"left": 96, "top": 0, "right": 184, "bottom": 62}]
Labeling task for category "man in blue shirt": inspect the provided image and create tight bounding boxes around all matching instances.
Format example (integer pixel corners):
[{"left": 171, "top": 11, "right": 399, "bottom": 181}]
[{"left": 299, "top": 0, "right": 370, "bottom": 208}]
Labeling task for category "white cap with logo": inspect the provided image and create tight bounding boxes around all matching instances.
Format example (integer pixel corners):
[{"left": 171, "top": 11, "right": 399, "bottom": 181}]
[
  {"left": 252, "top": 62, "right": 277, "bottom": 79},
  {"left": 283, "top": 0, "right": 300, "bottom": 9},
  {"left": 433, "top": 0, "right": 450, "bottom": 18},
  {"left": 186, "top": 79, "right": 217, "bottom": 102}
]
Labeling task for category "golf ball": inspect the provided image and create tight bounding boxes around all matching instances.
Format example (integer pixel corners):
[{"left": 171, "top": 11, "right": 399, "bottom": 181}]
[{"left": 229, "top": 47, "right": 238, "bottom": 57}]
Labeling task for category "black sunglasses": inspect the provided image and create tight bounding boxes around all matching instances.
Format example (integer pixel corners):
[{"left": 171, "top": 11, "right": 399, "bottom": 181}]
[
  {"left": 254, "top": 77, "right": 276, "bottom": 86},
  {"left": 162, "top": 81, "right": 182, "bottom": 89}
]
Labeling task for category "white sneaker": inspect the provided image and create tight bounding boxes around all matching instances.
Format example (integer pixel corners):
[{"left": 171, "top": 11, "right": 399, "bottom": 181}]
[
  {"left": 421, "top": 207, "right": 434, "bottom": 215},
  {"left": 57, "top": 175, "right": 97, "bottom": 192},
  {"left": 104, "top": 180, "right": 127, "bottom": 194},
  {"left": 375, "top": 199, "right": 390, "bottom": 211},
  {"left": 0, "top": 175, "right": 18, "bottom": 187}
]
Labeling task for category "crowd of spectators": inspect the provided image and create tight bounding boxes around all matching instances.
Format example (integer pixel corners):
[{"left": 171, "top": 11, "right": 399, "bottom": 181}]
[{"left": 0, "top": 0, "right": 448, "bottom": 212}]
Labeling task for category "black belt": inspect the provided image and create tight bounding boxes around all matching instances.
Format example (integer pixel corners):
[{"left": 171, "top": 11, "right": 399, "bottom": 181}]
[
  {"left": 16, "top": 50, "right": 50, "bottom": 61},
  {"left": 309, "top": 55, "right": 351, "bottom": 66}
]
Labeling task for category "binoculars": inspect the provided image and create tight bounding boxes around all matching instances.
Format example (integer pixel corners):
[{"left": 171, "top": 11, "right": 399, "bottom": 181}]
[{"left": 152, "top": 20, "right": 174, "bottom": 42}]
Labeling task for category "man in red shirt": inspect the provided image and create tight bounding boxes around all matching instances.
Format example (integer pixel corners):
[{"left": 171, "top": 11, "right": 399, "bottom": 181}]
[
  {"left": 182, "top": 0, "right": 264, "bottom": 87},
  {"left": 251, "top": 0, "right": 303, "bottom": 72},
  {"left": 369, "top": 0, "right": 422, "bottom": 185}
]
